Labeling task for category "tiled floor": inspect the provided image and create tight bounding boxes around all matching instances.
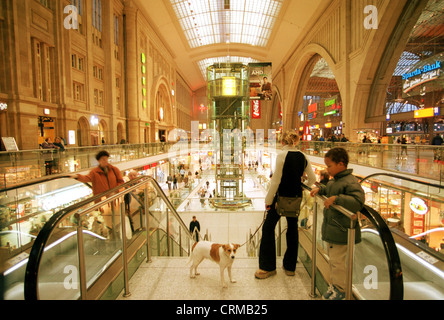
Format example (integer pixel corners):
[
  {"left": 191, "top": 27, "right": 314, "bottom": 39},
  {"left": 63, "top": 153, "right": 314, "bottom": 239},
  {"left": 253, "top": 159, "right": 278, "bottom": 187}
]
[
  {"left": 118, "top": 169, "right": 319, "bottom": 300},
  {"left": 117, "top": 256, "right": 318, "bottom": 300}
]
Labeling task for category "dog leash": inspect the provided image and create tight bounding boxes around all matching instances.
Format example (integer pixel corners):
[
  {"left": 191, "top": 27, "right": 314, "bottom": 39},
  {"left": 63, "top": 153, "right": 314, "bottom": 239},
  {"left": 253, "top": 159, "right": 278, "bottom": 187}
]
[{"left": 237, "top": 210, "right": 267, "bottom": 248}]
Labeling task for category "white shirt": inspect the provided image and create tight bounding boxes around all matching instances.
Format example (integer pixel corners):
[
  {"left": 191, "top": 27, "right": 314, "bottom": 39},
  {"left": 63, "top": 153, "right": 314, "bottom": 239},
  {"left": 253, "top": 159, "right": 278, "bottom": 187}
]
[{"left": 265, "top": 145, "right": 316, "bottom": 205}]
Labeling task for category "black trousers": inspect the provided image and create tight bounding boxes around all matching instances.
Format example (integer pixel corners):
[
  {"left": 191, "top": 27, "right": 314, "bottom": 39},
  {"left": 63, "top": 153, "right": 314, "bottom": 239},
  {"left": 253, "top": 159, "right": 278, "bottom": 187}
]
[{"left": 259, "top": 199, "right": 299, "bottom": 272}]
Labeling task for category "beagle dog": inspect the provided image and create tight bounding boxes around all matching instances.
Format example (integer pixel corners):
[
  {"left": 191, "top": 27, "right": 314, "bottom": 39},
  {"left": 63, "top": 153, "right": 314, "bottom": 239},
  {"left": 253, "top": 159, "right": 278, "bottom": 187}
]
[{"left": 188, "top": 241, "right": 240, "bottom": 288}]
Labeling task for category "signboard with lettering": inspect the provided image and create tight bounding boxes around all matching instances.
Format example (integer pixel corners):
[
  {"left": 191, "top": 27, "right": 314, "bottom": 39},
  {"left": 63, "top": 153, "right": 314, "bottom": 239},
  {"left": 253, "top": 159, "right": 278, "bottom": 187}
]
[
  {"left": 251, "top": 100, "right": 261, "bottom": 119},
  {"left": 1, "top": 137, "right": 19, "bottom": 151},
  {"left": 248, "top": 63, "right": 272, "bottom": 101},
  {"left": 402, "top": 60, "right": 443, "bottom": 97}
]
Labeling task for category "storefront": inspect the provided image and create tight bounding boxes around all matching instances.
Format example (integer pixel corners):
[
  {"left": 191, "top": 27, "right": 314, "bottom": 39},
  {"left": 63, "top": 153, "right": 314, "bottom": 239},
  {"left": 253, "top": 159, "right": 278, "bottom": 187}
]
[
  {"left": 310, "top": 161, "right": 444, "bottom": 253},
  {"left": 362, "top": 180, "right": 444, "bottom": 253}
]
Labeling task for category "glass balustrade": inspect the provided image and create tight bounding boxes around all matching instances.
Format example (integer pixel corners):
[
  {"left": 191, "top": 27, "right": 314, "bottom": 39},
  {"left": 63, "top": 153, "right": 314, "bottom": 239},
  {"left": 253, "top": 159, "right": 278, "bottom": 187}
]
[{"left": 16, "top": 176, "right": 195, "bottom": 300}]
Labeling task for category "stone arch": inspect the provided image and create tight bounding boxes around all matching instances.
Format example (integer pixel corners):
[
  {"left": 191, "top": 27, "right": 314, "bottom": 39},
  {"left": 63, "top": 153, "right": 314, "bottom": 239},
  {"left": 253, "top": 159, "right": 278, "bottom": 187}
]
[
  {"left": 99, "top": 119, "right": 107, "bottom": 144},
  {"left": 77, "top": 116, "right": 90, "bottom": 147},
  {"left": 117, "top": 122, "right": 125, "bottom": 144},
  {"left": 285, "top": 43, "right": 340, "bottom": 131},
  {"left": 151, "top": 76, "right": 173, "bottom": 125}
]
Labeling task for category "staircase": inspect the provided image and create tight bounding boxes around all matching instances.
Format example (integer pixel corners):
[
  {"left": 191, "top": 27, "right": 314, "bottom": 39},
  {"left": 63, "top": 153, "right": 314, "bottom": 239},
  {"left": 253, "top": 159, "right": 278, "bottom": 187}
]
[{"left": 117, "top": 256, "right": 319, "bottom": 300}]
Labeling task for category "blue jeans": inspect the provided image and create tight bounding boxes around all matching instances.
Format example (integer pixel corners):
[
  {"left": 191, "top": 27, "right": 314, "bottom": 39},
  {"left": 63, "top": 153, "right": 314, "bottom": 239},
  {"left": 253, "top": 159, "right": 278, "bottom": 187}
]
[{"left": 259, "top": 199, "right": 299, "bottom": 272}]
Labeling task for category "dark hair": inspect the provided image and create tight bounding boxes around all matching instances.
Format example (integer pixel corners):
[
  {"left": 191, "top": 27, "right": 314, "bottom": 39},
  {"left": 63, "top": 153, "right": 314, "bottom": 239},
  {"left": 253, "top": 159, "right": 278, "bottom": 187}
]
[
  {"left": 95, "top": 150, "right": 110, "bottom": 161},
  {"left": 325, "top": 147, "right": 349, "bottom": 167}
]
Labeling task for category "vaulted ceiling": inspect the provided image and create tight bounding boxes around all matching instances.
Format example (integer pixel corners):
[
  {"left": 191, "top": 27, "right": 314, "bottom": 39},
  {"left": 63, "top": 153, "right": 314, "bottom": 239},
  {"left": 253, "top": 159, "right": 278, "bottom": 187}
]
[{"left": 134, "top": 0, "right": 332, "bottom": 90}]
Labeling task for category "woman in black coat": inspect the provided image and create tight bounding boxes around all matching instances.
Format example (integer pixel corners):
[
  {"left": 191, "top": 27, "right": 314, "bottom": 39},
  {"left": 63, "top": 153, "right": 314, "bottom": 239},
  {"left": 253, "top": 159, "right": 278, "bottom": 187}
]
[{"left": 255, "top": 131, "right": 316, "bottom": 279}]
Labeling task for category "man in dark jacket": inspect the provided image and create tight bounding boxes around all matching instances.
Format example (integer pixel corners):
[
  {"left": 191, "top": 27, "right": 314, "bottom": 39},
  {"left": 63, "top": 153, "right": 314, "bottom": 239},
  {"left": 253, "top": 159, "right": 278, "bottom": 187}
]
[
  {"left": 310, "top": 147, "right": 365, "bottom": 300},
  {"left": 189, "top": 216, "right": 200, "bottom": 242}
]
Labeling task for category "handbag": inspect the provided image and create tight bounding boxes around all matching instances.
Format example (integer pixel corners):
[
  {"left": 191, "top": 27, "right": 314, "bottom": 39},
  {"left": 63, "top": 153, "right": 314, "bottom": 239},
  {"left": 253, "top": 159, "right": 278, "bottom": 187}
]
[{"left": 275, "top": 193, "right": 303, "bottom": 218}]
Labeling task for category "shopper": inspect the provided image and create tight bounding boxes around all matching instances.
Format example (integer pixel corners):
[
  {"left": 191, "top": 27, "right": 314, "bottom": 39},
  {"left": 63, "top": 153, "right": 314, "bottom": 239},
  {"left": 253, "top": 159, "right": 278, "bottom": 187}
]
[
  {"left": 310, "top": 147, "right": 365, "bottom": 300},
  {"left": 431, "top": 133, "right": 443, "bottom": 145},
  {"left": 41, "top": 138, "right": 60, "bottom": 175},
  {"left": 167, "top": 174, "right": 173, "bottom": 190},
  {"left": 255, "top": 130, "right": 316, "bottom": 279},
  {"left": 70, "top": 150, "right": 125, "bottom": 197},
  {"left": 53, "top": 137, "right": 65, "bottom": 151},
  {"left": 189, "top": 216, "right": 201, "bottom": 242}
]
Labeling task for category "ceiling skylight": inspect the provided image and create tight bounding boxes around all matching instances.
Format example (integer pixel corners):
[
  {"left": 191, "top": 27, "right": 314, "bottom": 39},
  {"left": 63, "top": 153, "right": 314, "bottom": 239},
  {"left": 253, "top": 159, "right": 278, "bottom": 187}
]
[
  {"left": 170, "top": 0, "right": 284, "bottom": 48},
  {"left": 197, "top": 56, "right": 259, "bottom": 79}
]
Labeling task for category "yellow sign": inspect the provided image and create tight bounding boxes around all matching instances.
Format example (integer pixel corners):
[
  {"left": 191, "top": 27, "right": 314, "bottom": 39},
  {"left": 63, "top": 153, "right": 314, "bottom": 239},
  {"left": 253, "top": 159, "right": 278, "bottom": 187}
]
[
  {"left": 325, "top": 122, "right": 332, "bottom": 128},
  {"left": 414, "top": 108, "right": 434, "bottom": 118},
  {"left": 222, "top": 77, "right": 236, "bottom": 96}
]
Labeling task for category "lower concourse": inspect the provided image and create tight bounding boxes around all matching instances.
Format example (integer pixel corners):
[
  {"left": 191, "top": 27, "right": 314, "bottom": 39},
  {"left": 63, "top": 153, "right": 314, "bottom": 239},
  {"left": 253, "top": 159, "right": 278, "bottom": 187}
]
[{"left": 0, "top": 0, "right": 443, "bottom": 303}]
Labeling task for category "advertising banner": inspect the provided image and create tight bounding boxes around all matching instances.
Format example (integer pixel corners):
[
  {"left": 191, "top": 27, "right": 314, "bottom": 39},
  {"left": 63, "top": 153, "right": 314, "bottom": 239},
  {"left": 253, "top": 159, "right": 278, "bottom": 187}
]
[
  {"left": 248, "top": 63, "right": 272, "bottom": 101},
  {"left": 252, "top": 100, "right": 261, "bottom": 119}
]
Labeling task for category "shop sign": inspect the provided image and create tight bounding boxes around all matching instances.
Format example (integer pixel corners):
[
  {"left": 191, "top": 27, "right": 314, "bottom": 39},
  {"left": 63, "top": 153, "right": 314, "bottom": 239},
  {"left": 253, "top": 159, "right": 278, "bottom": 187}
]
[
  {"left": 251, "top": 100, "right": 261, "bottom": 119},
  {"left": 403, "top": 68, "right": 441, "bottom": 94},
  {"left": 410, "top": 197, "right": 428, "bottom": 215},
  {"left": 144, "top": 165, "right": 150, "bottom": 170},
  {"left": 402, "top": 60, "right": 441, "bottom": 80},
  {"left": 308, "top": 103, "right": 318, "bottom": 113},
  {"left": 414, "top": 107, "right": 439, "bottom": 119},
  {"left": 324, "top": 98, "right": 336, "bottom": 107},
  {"left": 324, "top": 110, "right": 338, "bottom": 116}
]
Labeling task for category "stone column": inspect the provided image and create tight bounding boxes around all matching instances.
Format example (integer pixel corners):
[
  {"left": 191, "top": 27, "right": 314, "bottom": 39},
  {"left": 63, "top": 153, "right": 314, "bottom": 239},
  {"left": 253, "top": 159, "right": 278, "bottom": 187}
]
[{"left": 123, "top": 1, "right": 139, "bottom": 144}]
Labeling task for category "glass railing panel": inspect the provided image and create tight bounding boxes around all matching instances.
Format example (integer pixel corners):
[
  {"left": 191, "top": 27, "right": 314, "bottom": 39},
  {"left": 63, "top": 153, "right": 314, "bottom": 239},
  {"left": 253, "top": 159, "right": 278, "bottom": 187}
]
[
  {"left": 360, "top": 174, "right": 444, "bottom": 253},
  {"left": 299, "top": 186, "right": 400, "bottom": 300},
  {"left": 82, "top": 201, "right": 124, "bottom": 286},
  {"left": 21, "top": 176, "right": 196, "bottom": 299},
  {"left": 37, "top": 213, "right": 81, "bottom": 300},
  {"left": 0, "top": 178, "right": 92, "bottom": 264},
  {"left": 299, "top": 142, "right": 444, "bottom": 181},
  {"left": 352, "top": 229, "right": 391, "bottom": 300}
]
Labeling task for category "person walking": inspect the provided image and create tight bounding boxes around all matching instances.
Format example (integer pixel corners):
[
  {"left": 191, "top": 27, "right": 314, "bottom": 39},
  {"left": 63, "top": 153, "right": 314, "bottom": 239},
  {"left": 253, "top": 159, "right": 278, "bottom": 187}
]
[
  {"left": 255, "top": 131, "right": 316, "bottom": 279},
  {"left": 189, "top": 216, "right": 201, "bottom": 242}
]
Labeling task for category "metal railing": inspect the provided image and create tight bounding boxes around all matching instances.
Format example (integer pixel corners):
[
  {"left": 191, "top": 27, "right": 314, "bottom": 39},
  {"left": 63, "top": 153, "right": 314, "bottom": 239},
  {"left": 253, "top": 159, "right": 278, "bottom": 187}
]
[{"left": 299, "top": 141, "right": 444, "bottom": 183}]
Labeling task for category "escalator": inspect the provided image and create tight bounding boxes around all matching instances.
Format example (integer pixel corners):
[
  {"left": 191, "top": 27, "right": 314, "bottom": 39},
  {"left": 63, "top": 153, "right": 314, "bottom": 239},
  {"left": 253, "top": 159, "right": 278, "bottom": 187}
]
[
  {"left": 1, "top": 174, "right": 195, "bottom": 300},
  {"left": 0, "top": 174, "right": 93, "bottom": 299},
  {"left": 358, "top": 173, "right": 444, "bottom": 300}
]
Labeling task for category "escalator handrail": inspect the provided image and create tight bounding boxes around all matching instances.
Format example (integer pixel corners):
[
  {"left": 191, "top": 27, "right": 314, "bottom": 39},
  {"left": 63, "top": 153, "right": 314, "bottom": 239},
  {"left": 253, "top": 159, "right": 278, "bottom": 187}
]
[
  {"left": 24, "top": 175, "right": 193, "bottom": 300},
  {"left": 359, "top": 204, "right": 404, "bottom": 300},
  {"left": 0, "top": 173, "right": 92, "bottom": 193},
  {"left": 359, "top": 172, "right": 444, "bottom": 190}
]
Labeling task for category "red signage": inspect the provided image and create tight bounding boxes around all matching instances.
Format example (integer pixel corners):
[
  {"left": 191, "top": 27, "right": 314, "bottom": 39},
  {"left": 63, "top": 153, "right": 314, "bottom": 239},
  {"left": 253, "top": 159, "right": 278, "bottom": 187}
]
[
  {"left": 252, "top": 100, "right": 261, "bottom": 119},
  {"left": 308, "top": 103, "right": 317, "bottom": 113}
]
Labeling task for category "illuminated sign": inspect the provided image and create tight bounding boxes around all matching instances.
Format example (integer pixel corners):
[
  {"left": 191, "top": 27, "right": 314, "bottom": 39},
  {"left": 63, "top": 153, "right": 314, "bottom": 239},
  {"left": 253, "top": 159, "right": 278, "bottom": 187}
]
[
  {"left": 308, "top": 103, "right": 317, "bottom": 113},
  {"left": 414, "top": 107, "right": 439, "bottom": 119},
  {"left": 252, "top": 100, "right": 261, "bottom": 119},
  {"left": 159, "top": 107, "right": 164, "bottom": 121},
  {"left": 324, "top": 110, "right": 338, "bottom": 116},
  {"left": 223, "top": 77, "right": 236, "bottom": 96},
  {"left": 410, "top": 198, "right": 428, "bottom": 215},
  {"left": 141, "top": 53, "right": 147, "bottom": 108},
  {"left": 402, "top": 61, "right": 441, "bottom": 80},
  {"left": 68, "top": 130, "right": 76, "bottom": 145},
  {"left": 325, "top": 123, "right": 332, "bottom": 128},
  {"left": 324, "top": 98, "right": 336, "bottom": 107}
]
